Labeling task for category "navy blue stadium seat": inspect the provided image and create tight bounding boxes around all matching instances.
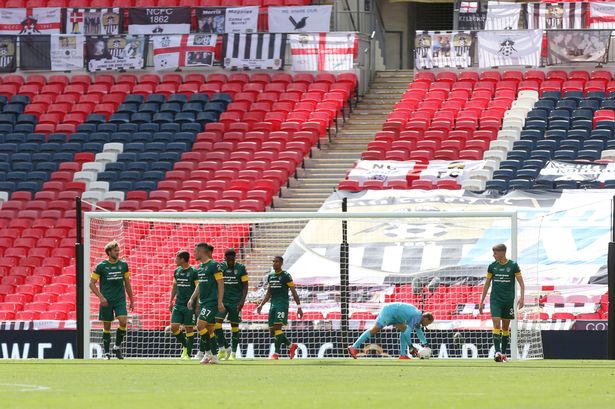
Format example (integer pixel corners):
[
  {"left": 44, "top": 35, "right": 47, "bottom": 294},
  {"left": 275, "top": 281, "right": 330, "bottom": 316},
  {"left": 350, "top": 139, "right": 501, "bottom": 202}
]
[
  {"left": 541, "top": 91, "right": 562, "bottom": 100},
  {"left": 146, "top": 94, "right": 166, "bottom": 105},
  {"left": 139, "top": 103, "right": 159, "bottom": 113},
  {"left": 150, "top": 161, "right": 173, "bottom": 172},
  {"left": 181, "top": 123, "right": 201, "bottom": 133},
  {"left": 168, "top": 94, "right": 188, "bottom": 104},
  {"left": 576, "top": 149, "right": 600, "bottom": 161},
  {"left": 586, "top": 91, "right": 606, "bottom": 101},
  {"left": 62, "top": 142, "right": 82, "bottom": 153},
  {"left": 160, "top": 103, "right": 181, "bottom": 114},
  {"left": 530, "top": 150, "right": 553, "bottom": 160},
  {"left": 104, "top": 163, "right": 125, "bottom": 172},
  {"left": 131, "top": 132, "right": 152, "bottom": 143},
  {"left": 12, "top": 152, "right": 31, "bottom": 162},
  {"left": 160, "top": 123, "right": 180, "bottom": 133},
  {"left": 560, "top": 139, "right": 581, "bottom": 150},
  {"left": 563, "top": 91, "right": 584, "bottom": 102},
  {"left": 14, "top": 123, "right": 34, "bottom": 133},
  {"left": 197, "top": 111, "right": 219, "bottom": 124},
  {"left": 69, "top": 133, "right": 88, "bottom": 143},
  {"left": 182, "top": 103, "right": 203, "bottom": 113},
  {"left": 536, "top": 139, "right": 558, "bottom": 151},
  {"left": 555, "top": 180, "right": 578, "bottom": 189},
  {"left": 110, "top": 181, "right": 133, "bottom": 191},
  {"left": 19, "top": 143, "right": 39, "bottom": 152},
  {"left": 109, "top": 113, "right": 130, "bottom": 124},
  {"left": 76, "top": 123, "right": 97, "bottom": 133},
  {"left": 119, "top": 171, "right": 141, "bottom": 181},
  {"left": 124, "top": 95, "right": 144, "bottom": 104},
  {"left": 6, "top": 171, "right": 27, "bottom": 181},
  {"left": 513, "top": 140, "right": 535, "bottom": 151},
  {"left": 175, "top": 132, "right": 195, "bottom": 143},
  {"left": 571, "top": 119, "right": 592, "bottom": 131},
  {"left": 138, "top": 152, "right": 159, "bottom": 162},
  {"left": 131, "top": 113, "right": 152, "bottom": 124},
  {"left": 549, "top": 119, "right": 570, "bottom": 130},
  {"left": 175, "top": 112, "right": 195, "bottom": 123},
  {"left": 48, "top": 133, "right": 67, "bottom": 143},
  {"left": 33, "top": 152, "right": 52, "bottom": 162},
  {"left": 0, "top": 124, "right": 13, "bottom": 133},
  {"left": 493, "top": 169, "right": 514, "bottom": 180},
  {"left": 82, "top": 142, "right": 103, "bottom": 152},
  {"left": 571, "top": 109, "right": 593, "bottom": 120},
  {"left": 126, "top": 162, "right": 149, "bottom": 172},
  {"left": 5, "top": 133, "right": 25, "bottom": 143},
  {"left": 118, "top": 123, "right": 138, "bottom": 133},
  {"left": 211, "top": 93, "right": 232, "bottom": 104},
  {"left": 596, "top": 121, "right": 615, "bottom": 131},
  {"left": 98, "top": 123, "right": 117, "bottom": 133},
  {"left": 579, "top": 99, "right": 600, "bottom": 111},
  {"left": 110, "top": 132, "right": 132, "bottom": 143},
  {"left": 204, "top": 101, "right": 226, "bottom": 113},
  {"left": 534, "top": 99, "right": 555, "bottom": 111},
  {"left": 486, "top": 179, "right": 508, "bottom": 191},
  {"left": 12, "top": 162, "right": 33, "bottom": 172},
  {"left": 525, "top": 119, "right": 547, "bottom": 131},
  {"left": 153, "top": 132, "right": 173, "bottom": 143},
  {"left": 28, "top": 171, "right": 47, "bottom": 181},
  {"left": 516, "top": 168, "right": 539, "bottom": 179},
  {"left": 143, "top": 170, "right": 165, "bottom": 181},
  {"left": 508, "top": 179, "right": 532, "bottom": 190},
  {"left": 545, "top": 129, "right": 567, "bottom": 141},
  {"left": 555, "top": 100, "right": 577, "bottom": 112},
  {"left": 35, "top": 162, "right": 57, "bottom": 172},
  {"left": 190, "top": 93, "right": 209, "bottom": 104},
  {"left": 507, "top": 150, "right": 529, "bottom": 161},
  {"left": 0, "top": 113, "right": 17, "bottom": 124},
  {"left": 583, "top": 139, "right": 605, "bottom": 150},
  {"left": 86, "top": 114, "right": 106, "bottom": 123},
  {"left": 124, "top": 142, "right": 145, "bottom": 152},
  {"left": 590, "top": 129, "right": 612, "bottom": 141},
  {"left": 3, "top": 104, "right": 24, "bottom": 114},
  {"left": 16, "top": 181, "right": 41, "bottom": 192},
  {"left": 0, "top": 143, "right": 18, "bottom": 153},
  {"left": 567, "top": 129, "right": 589, "bottom": 140},
  {"left": 97, "top": 171, "right": 118, "bottom": 182},
  {"left": 40, "top": 143, "right": 61, "bottom": 153},
  {"left": 167, "top": 142, "right": 188, "bottom": 152},
  {"left": 0, "top": 163, "right": 9, "bottom": 173},
  {"left": 600, "top": 100, "right": 615, "bottom": 110},
  {"left": 133, "top": 181, "right": 157, "bottom": 191},
  {"left": 159, "top": 152, "right": 180, "bottom": 162},
  {"left": 11, "top": 95, "right": 29, "bottom": 105},
  {"left": 52, "top": 152, "right": 73, "bottom": 162},
  {"left": 152, "top": 112, "right": 174, "bottom": 123},
  {"left": 117, "top": 152, "right": 137, "bottom": 162},
  {"left": 145, "top": 142, "right": 166, "bottom": 152},
  {"left": 0, "top": 181, "right": 16, "bottom": 191},
  {"left": 139, "top": 123, "right": 159, "bottom": 133},
  {"left": 117, "top": 103, "right": 139, "bottom": 114}
]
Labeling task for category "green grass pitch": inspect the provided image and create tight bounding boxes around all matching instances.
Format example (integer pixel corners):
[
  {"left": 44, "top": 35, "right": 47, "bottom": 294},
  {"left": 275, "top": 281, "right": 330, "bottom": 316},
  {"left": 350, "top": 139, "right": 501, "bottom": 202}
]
[{"left": 1, "top": 359, "right": 614, "bottom": 409}]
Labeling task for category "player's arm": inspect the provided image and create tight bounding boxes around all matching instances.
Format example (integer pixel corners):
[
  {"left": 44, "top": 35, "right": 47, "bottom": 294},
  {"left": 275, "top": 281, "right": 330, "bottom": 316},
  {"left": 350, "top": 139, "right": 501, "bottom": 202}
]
[
  {"left": 169, "top": 280, "right": 177, "bottom": 312},
  {"left": 124, "top": 271, "right": 134, "bottom": 312},
  {"left": 516, "top": 272, "right": 525, "bottom": 310},
  {"left": 289, "top": 283, "right": 303, "bottom": 319},
  {"left": 188, "top": 284, "right": 200, "bottom": 310},
  {"left": 89, "top": 274, "right": 108, "bottom": 307},
  {"left": 478, "top": 275, "right": 492, "bottom": 314},
  {"left": 256, "top": 285, "right": 271, "bottom": 314},
  {"left": 238, "top": 271, "right": 249, "bottom": 311},
  {"left": 215, "top": 270, "right": 225, "bottom": 312}
]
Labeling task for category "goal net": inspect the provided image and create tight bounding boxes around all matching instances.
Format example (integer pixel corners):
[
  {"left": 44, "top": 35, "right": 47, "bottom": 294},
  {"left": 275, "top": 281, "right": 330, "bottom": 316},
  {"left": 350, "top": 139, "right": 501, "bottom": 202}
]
[{"left": 82, "top": 210, "right": 543, "bottom": 360}]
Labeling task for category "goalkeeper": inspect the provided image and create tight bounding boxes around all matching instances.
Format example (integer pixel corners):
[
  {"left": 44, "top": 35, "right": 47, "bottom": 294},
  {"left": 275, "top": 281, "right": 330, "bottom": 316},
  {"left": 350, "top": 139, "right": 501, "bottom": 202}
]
[{"left": 348, "top": 303, "right": 434, "bottom": 359}]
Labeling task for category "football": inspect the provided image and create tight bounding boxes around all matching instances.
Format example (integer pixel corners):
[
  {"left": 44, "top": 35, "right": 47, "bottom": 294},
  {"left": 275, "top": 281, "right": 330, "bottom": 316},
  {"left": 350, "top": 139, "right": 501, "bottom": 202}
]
[{"left": 418, "top": 347, "right": 432, "bottom": 359}]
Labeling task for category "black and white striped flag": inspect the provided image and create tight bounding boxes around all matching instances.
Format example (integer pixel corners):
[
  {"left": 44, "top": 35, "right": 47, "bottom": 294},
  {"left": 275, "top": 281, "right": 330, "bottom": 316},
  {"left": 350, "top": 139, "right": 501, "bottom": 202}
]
[
  {"left": 477, "top": 30, "right": 542, "bottom": 68},
  {"left": 526, "top": 3, "right": 587, "bottom": 30},
  {"left": 0, "top": 35, "right": 16, "bottom": 72},
  {"left": 222, "top": 33, "right": 286, "bottom": 70},
  {"left": 485, "top": 2, "right": 521, "bottom": 30}
]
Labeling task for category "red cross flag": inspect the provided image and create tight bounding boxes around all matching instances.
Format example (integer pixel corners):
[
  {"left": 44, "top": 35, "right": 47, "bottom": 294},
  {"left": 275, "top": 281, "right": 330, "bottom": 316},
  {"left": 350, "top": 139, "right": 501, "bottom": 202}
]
[
  {"left": 0, "top": 8, "right": 62, "bottom": 34},
  {"left": 289, "top": 32, "right": 356, "bottom": 71},
  {"left": 153, "top": 34, "right": 218, "bottom": 71},
  {"left": 459, "top": 2, "right": 478, "bottom": 14}
]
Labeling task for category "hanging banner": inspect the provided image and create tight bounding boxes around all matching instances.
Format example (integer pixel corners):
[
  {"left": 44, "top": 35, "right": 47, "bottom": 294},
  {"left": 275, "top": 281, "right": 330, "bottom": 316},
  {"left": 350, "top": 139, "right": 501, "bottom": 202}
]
[
  {"left": 19, "top": 35, "right": 50, "bottom": 70},
  {"left": 153, "top": 34, "right": 217, "bottom": 71},
  {"left": 347, "top": 161, "right": 418, "bottom": 185},
  {"left": 526, "top": 3, "right": 587, "bottom": 30},
  {"left": 268, "top": 5, "right": 332, "bottom": 33},
  {"left": 477, "top": 30, "right": 542, "bottom": 68},
  {"left": 0, "top": 35, "right": 17, "bottom": 73},
  {"left": 86, "top": 35, "right": 147, "bottom": 72},
  {"left": 0, "top": 8, "right": 62, "bottom": 35},
  {"left": 50, "top": 34, "right": 84, "bottom": 71},
  {"left": 289, "top": 32, "right": 356, "bottom": 71},
  {"left": 456, "top": 1, "right": 487, "bottom": 30},
  {"left": 537, "top": 160, "right": 615, "bottom": 183},
  {"left": 64, "top": 8, "right": 122, "bottom": 35},
  {"left": 222, "top": 33, "right": 286, "bottom": 70},
  {"left": 547, "top": 30, "right": 611, "bottom": 65},
  {"left": 419, "top": 160, "right": 486, "bottom": 184},
  {"left": 588, "top": 3, "right": 615, "bottom": 29},
  {"left": 223, "top": 7, "right": 259, "bottom": 34},
  {"left": 128, "top": 7, "right": 191, "bottom": 35},
  {"left": 414, "top": 31, "right": 473, "bottom": 70},
  {"left": 195, "top": 7, "right": 225, "bottom": 34},
  {"left": 485, "top": 1, "right": 521, "bottom": 30}
]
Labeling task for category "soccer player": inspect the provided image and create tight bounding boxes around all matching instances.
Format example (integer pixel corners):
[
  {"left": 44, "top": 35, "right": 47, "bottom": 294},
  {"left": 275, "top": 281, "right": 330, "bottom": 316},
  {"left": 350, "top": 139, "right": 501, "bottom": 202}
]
[
  {"left": 479, "top": 243, "right": 525, "bottom": 362},
  {"left": 347, "top": 302, "right": 434, "bottom": 359},
  {"left": 215, "top": 249, "right": 248, "bottom": 361},
  {"left": 169, "top": 250, "right": 199, "bottom": 360},
  {"left": 256, "top": 256, "right": 303, "bottom": 360},
  {"left": 188, "top": 242, "right": 225, "bottom": 364},
  {"left": 89, "top": 241, "right": 134, "bottom": 359}
]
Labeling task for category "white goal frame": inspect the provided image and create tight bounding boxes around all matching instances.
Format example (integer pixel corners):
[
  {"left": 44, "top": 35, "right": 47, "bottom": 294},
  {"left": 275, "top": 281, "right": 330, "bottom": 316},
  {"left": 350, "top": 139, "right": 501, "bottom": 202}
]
[{"left": 82, "top": 210, "right": 520, "bottom": 359}]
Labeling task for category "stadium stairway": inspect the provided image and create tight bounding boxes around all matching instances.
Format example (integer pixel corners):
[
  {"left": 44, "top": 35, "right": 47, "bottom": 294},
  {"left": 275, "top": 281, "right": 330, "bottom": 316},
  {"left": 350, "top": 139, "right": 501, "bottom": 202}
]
[{"left": 274, "top": 70, "right": 413, "bottom": 212}]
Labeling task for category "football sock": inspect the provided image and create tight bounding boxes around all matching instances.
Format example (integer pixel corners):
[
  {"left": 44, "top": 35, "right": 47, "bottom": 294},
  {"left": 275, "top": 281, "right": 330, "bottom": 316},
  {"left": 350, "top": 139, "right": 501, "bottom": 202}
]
[
  {"left": 493, "top": 329, "right": 502, "bottom": 353},
  {"left": 115, "top": 326, "right": 126, "bottom": 347},
  {"left": 501, "top": 330, "right": 510, "bottom": 355},
  {"left": 214, "top": 322, "right": 229, "bottom": 348},
  {"left": 209, "top": 331, "right": 219, "bottom": 355},
  {"left": 275, "top": 330, "right": 291, "bottom": 348},
  {"left": 186, "top": 332, "right": 195, "bottom": 353},
  {"left": 173, "top": 329, "right": 187, "bottom": 348},
  {"left": 231, "top": 327, "right": 240, "bottom": 351},
  {"left": 199, "top": 328, "right": 210, "bottom": 352},
  {"left": 102, "top": 330, "right": 111, "bottom": 354},
  {"left": 352, "top": 329, "right": 372, "bottom": 349},
  {"left": 274, "top": 336, "right": 281, "bottom": 354}
]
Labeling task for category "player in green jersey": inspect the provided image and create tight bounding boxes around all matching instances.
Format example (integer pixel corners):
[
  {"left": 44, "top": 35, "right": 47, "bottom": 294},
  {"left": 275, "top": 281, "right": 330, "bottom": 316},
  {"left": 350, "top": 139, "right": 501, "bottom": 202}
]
[
  {"left": 215, "top": 248, "right": 249, "bottom": 361},
  {"left": 256, "top": 256, "right": 303, "bottom": 360},
  {"left": 89, "top": 241, "right": 134, "bottom": 360},
  {"left": 188, "top": 242, "right": 225, "bottom": 364},
  {"left": 169, "top": 250, "right": 199, "bottom": 360},
  {"left": 479, "top": 243, "right": 525, "bottom": 362}
]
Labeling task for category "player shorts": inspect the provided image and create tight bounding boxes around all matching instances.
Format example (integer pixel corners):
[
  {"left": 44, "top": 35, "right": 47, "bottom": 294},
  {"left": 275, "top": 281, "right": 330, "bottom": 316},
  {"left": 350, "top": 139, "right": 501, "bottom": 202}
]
[
  {"left": 171, "top": 304, "right": 196, "bottom": 326},
  {"left": 99, "top": 300, "right": 127, "bottom": 322},
  {"left": 268, "top": 305, "right": 288, "bottom": 327},
  {"left": 490, "top": 300, "right": 515, "bottom": 320},
  {"left": 198, "top": 303, "right": 218, "bottom": 324},
  {"left": 375, "top": 304, "right": 399, "bottom": 328},
  {"left": 216, "top": 304, "right": 241, "bottom": 323}
]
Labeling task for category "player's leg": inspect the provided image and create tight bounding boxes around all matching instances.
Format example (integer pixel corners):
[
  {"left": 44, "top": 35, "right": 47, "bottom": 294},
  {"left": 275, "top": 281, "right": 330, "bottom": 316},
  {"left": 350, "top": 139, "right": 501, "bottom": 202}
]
[
  {"left": 204, "top": 306, "right": 219, "bottom": 363},
  {"left": 501, "top": 319, "right": 511, "bottom": 359},
  {"left": 272, "top": 307, "right": 296, "bottom": 359},
  {"left": 196, "top": 311, "right": 211, "bottom": 361},
  {"left": 99, "top": 302, "right": 113, "bottom": 358},
  {"left": 114, "top": 311, "right": 128, "bottom": 359},
  {"left": 398, "top": 327, "right": 412, "bottom": 359},
  {"left": 184, "top": 325, "right": 195, "bottom": 358},
  {"left": 348, "top": 305, "right": 391, "bottom": 358},
  {"left": 215, "top": 308, "right": 230, "bottom": 359},
  {"left": 229, "top": 323, "right": 240, "bottom": 360},
  {"left": 171, "top": 306, "right": 189, "bottom": 356},
  {"left": 491, "top": 306, "right": 503, "bottom": 362}
]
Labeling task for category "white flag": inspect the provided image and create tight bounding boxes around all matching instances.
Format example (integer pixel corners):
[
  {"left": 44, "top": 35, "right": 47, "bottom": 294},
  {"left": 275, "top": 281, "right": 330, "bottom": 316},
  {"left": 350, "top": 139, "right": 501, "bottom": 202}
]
[
  {"left": 224, "top": 7, "right": 259, "bottom": 33},
  {"left": 485, "top": 2, "right": 521, "bottom": 30},
  {"left": 477, "top": 30, "right": 542, "bottom": 68},
  {"left": 51, "top": 35, "right": 84, "bottom": 71},
  {"left": 589, "top": 3, "right": 615, "bottom": 29},
  {"left": 268, "top": 6, "right": 332, "bottom": 33},
  {"left": 153, "top": 34, "right": 217, "bottom": 71},
  {"left": 0, "top": 8, "right": 62, "bottom": 35},
  {"left": 526, "top": 3, "right": 587, "bottom": 30},
  {"left": 289, "top": 32, "right": 356, "bottom": 71}
]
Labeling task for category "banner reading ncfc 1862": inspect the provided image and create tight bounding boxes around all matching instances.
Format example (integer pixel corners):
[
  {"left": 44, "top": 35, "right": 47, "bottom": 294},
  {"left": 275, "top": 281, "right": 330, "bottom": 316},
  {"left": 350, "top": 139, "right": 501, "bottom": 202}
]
[
  {"left": 547, "top": 30, "right": 611, "bottom": 65},
  {"left": 477, "top": 30, "right": 542, "bottom": 68},
  {"left": 128, "top": 7, "right": 191, "bottom": 35},
  {"left": 414, "top": 31, "right": 473, "bottom": 70}
]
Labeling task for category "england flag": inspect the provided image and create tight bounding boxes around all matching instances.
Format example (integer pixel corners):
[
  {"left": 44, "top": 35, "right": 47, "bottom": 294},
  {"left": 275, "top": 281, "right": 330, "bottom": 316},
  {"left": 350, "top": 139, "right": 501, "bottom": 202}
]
[
  {"left": 477, "top": 30, "right": 542, "bottom": 68},
  {"left": 484, "top": 2, "right": 521, "bottom": 30},
  {"left": 588, "top": 3, "right": 615, "bottom": 29},
  {"left": 289, "top": 32, "right": 356, "bottom": 71}
]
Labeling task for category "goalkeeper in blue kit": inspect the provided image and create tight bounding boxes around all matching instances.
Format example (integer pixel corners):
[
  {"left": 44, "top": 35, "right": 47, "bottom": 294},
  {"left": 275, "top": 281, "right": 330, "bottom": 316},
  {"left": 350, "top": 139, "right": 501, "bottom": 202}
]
[{"left": 348, "top": 302, "right": 434, "bottom": 359}]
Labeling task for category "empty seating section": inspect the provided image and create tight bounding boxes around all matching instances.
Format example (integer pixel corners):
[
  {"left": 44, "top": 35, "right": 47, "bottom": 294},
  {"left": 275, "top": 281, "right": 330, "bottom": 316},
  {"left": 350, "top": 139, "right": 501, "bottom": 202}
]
[
  {"left": 0, "top": 72, "right": 357, "bottom": 323},
  {"left": 340, "top": 69, "right": 615, "bottom": 192}
]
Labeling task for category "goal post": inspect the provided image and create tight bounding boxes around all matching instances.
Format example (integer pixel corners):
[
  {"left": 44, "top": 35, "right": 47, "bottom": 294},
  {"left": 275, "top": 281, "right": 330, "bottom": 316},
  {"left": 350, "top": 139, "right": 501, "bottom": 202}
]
[{"left": 81, "top": 210, "right": 542, "bottom": 360}]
